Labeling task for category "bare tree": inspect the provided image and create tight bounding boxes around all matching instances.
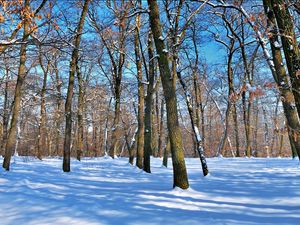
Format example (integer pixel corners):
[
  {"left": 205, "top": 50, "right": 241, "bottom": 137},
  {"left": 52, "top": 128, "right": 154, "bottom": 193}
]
[{"left": 63, "top": 0, "right": 91, "bottom": 172}]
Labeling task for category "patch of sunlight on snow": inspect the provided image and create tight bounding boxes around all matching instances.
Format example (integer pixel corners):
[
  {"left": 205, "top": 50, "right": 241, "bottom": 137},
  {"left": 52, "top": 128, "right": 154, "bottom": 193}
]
[
  {"left": 22, "top": 179, "right": 67, "bottom": 190},
  {"left": 0, "top": 178, "right": 8, "bottom": 184},
  {"left": 140, "top": 200, "right": 201, "bottom": 211},
  {"left": 96, "top": 209, "right": 128, "bottom": 217},
  {"left": 27, "top": 217, "right": 105, "bottom": 225},
  {"left": 78, "top": 176, "right": 137, "bottom": 183}
]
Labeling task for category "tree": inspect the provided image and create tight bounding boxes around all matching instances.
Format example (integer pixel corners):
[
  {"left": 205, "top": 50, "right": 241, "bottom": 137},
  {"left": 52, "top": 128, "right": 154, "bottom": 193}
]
[
  {"left": 148, "top": 0, "right": 189, "bottom": 189},
  {"left": 263, "top": 0, "right": 300, "bottom": 159},
  {"left": 271, "top": 0, "right": 300, "bottom": 119},
  {"left": 89, "top": 1, "right": 131, "bottom": 158},
  {"left": 3, "top": 0, "right": 44, "bottom": 170},
  {"left": 37, "top": 46, "right": 51, "bottom": 159},
  {"left": 63, "top": 0, "right": 91, "bottom": 172},
  {"left": 134, "top": 0, "right": 145, "bottom": 169}
]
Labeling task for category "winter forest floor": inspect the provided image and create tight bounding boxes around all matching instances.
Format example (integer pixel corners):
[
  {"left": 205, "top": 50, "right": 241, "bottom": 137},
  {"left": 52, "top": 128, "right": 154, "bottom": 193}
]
[{"left": 0, "top": 156, "right": 300, "bottom": 225}]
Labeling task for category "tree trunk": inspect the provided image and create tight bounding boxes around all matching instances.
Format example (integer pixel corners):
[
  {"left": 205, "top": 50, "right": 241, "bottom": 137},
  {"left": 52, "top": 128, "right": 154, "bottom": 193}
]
[
  {"left": 54, "top": 57, "right": 62, "bottom": 156},
  {"left": 104, "top": 98, "right": 112, "bottom": 156},
  {"left": 287, "top": 125, "right": 298, "bottom": 158},
  {"left": 76, "top": 64, "right": 84, "bottom": 161},
  {"left": 3, "top": 0, "right": 30, "bottom": 170},
  {"left": 1, "top": 64, "right": 10, "bottom": 157},
  {"left": 219, "top": 45, "right": 235, "bottom": 156},
  {"left": 37, "top": 48, "right": 50, "bottom": 160},
  {"left": 191, "top": 23, "right": 206, "bottom": 154},
  {"left": 128, "top": 128, "right": 138, "bottom": 165},
  {"left": 232, "top": 103, "right": 240, "bottom": 157},
  {"left": 63, "top": 0, "right": 90, "bottom": 172},
  {"left": 270, "top": 97, "right": 279, "bottom": 154},
  {"left": 253, "top": 102, "right": 259, "bottom": 157},
  {"left": 107, "top": 10, "right": 127, "bottom": 158},
  {"left": 263, "top": 0, "right": 300, "bottom": 160},
  {"left": 143, "top": 30, "right": 155, "bottom": 172},
  {"left": 157, "top": 98, "right": 164, "bottom": 158},
  {"left": 134, "top": 6, "right": 145, "bottom": 169},
  {"left": 148, "top": 0, "right": 189, "bottom": 189},
  {"left": 272, "top": 0, "right": 300, "bottom": 119},
  {"left": 262, "top": 106, "right": 270, "bottom": 157},
  {"left": 177, "top": 71, "right": 209, "bottom": 176},
  {"left": 163, "top": 137, "right": 170, "bottom": 168}
]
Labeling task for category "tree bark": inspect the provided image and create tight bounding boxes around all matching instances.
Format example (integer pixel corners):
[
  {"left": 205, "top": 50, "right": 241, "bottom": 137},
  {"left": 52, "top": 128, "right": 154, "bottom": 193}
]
[
  {"left": 177, "top": 71, "right": 209, "bottom": 175},
  {"left": 54, "top": 56, "right": 62, "bottom": 156},
  {"left": 157, "top": 98, "right": 165, "bottom": 158},
  {"left": 232, "top": 103, "right": 240, "bottom": 157},
  {"left": 128, "top": 128, "right": 138, "bottom": 165},
  {"left": 76, "top": 64, "right": 84, "bottom": 161},
  {"left": 134, "top": 4, "right": 145, "bottom": 169},
  {"left": 143, "top": 30, "right": 155, "bottom": 172},
  {"left": 163, "top": 137, "right": 170, "bottom": 168},
  {"left": 264, "top": 0, "right": 300, "bottom": 160},
  {"left": 37, "top": 47, "right": 50, "bottom": 160},
  {"left": 148, "top": 0, "right": 189, "bottom": 189},
  {"left": 1, "top": 63, "right": 10, "bottom": 157},
  {"left": 3, "top": 0, "right": 30, "bottom": 170},
  {"left": 63, "top": 0, "right": 90, "bottom": 172},
  {"left": 272, "top": 0, "right": 300, "bottom": 119}
]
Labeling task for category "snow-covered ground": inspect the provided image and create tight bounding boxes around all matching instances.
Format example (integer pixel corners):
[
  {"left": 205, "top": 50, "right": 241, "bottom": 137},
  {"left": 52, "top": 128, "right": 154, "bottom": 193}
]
[{"left": 1, "top": 156, "right": 300, "bottom": 225}]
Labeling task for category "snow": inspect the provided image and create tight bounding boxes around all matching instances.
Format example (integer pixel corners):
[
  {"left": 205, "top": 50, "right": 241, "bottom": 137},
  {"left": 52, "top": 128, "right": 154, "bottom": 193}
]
[
  {"left": 194, "top": 126, "right": 202, "bottom": 142},
  {"left": 1, "top": 156, "right": 300, "bottom": 225}
]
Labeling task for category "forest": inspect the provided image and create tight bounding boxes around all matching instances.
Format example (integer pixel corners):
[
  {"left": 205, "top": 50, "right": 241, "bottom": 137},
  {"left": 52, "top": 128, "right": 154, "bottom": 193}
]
[
  {"left": 1, "top": 0, "right": 300, "bottom": 181},
  {"left": 1, "top": 0, "right": 300, "bottom": 224}
]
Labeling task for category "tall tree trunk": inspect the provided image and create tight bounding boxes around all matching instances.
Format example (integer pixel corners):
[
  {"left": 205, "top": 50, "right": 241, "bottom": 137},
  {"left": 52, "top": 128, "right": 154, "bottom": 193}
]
[
  {"left": 54, "top": 57, "right": 62, "bottom": 156},
  {"left": 219, "top": 105, "right": 230, "bottom": 156},
  {"left": 232, "top": 103, "right": 240, "bottom": 157},
  {"left": 264, "top": 0, "right": 300, "bottom": 160},
  {"left": 270, "top": 97, "right": 279, "bottom": 154},
  {"left": 163, "top": 136, "right": 170, "bottom": 167},
  {"left": 1, "top": 64, "right": 10, "bottom": 157},
  {"left": 199, "top": 86, "right": 206, "bottom": 152},
  {"left": 157, "top": 98, "right": 164, "bottom": 158},
  {"left": 155, "top": 91, "right": 160, "bottom": 156},
  {"left": 253, "top": 102, "right": 259, "bottom": 157},
  {"left": 135, "top": 5, "right": 145, "bottom": 169},
  {"left": 191, "top": 23, "right": 206, "bottom": 153},
  {"left": 177, "top": 71, "right": 209, "bottom": 176},
  {"left": 278, "top": 125, "right": 284, "bottom": 157},
  {"left": 262, "top": 106, "right": 270, "bottom": 157},
  {"left": 108, "top": 9, "right": 127, "bottom": 158},
  {"left": 148, "top": 0, "right": 189, "bottom": 189},
  {"left": 37, "top": 48, "right": 50, "bottom": 160},
  {"left": 3, "top": 0, "right": 30, "bottom": 170},
  {"left": 219, "top": 42, "right": 235, "bottom": 156},
  {"left": 143, "top": 30, "right": 155, "bottom": 172},
  {"left": 151, "top": 106, "right": 158, "bottom": 156},
  {"left": 63, "top": 0, "right": 90, "bottom": 172},
  {"left": 109, "top": 81, "right": 122, "bottom": 158},
  {"left": 272, "top": 0, "right": 300, "bottom": 119},
  {"left": 92, "top": 112, "right": 99, "bottom": 157},
  {"left": 104, "top": 97, "right": 112, "bottom": 156},
  {"left": 76, "top": 64, "right": 84, "bottom": 161}
]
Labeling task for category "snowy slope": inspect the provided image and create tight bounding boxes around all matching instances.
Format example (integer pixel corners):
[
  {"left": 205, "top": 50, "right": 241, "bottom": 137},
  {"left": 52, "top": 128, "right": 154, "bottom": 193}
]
[{"left": 0, "top": 156, "right": 300, "bottom": 225}]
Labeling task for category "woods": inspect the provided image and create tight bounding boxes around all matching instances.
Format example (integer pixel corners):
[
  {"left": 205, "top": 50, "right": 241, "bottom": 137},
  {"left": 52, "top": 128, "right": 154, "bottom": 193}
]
[{"left": 1, "top": 0, "right": 300, "bottom": 189}]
